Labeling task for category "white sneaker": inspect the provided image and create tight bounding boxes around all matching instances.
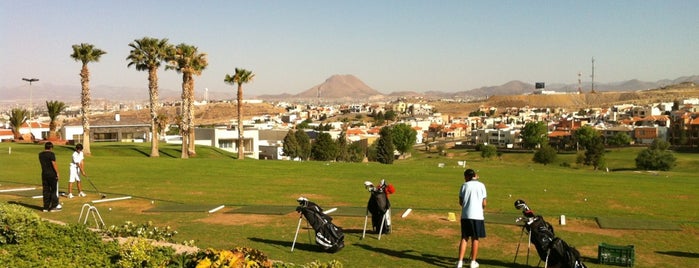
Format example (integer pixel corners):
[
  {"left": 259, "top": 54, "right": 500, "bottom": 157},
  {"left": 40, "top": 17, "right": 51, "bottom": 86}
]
[
  {"left": 68, "top": 193, "right": 74, "bottom": 198},
  {"left": 456, "top": 261, "right": 463, "bottom": 268},
  {"left": 79, "top": 192, "right": 87, "bottom": 197},
  {"left": 55, "top": 204, "right": 62, "bottom": 209},
  {"left": 470, "top": 260, "right": 479, "bottom": 268}
]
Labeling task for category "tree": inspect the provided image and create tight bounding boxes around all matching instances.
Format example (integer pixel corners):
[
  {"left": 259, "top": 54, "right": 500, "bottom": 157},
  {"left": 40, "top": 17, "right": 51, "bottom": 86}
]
[
  {"left": 384, "top": 110, "right": 397, "bottom": 122},
  {"left": 347, "top": 142, "right": 365, "bottom": 163},
  {"left": 127, "top": 37, "right": 172, "bottom": 158},
  {"left": 520, "top": 121, "right": 548, "bottom": 149},
  {"left": 583, "top": 136, "right": 606, "bottom": 170},
  {"left": 311, "top": 132, "right": 338, "bottom": 161},
  {"left": 635, "top": 138, "right": 676, "bottom": 171},
  {"left": 282, "top": 130, "right": 300, "bottom": 160},
  {"left": 295, "top": 130, "right": 311, "bottom": 161},
  {"left": 574, "top": 125, "right": 599, "bottom": 151},
  {"left": 296, "top": 118, "right": 312, "bottom": 130},
  {"left": 335, "top": 131, "right": 349, "bottom": 162},
  {"left": 480, "top": 144, "right": 497, "bottom": 159},
  {"left": 45, "top": 100, "right": 66, "bottom": 140},
  {"left": 375, "top": 126, "right": 395, "bottom": 164},
  {"left": 391, "top": 123, "right": 417, "bottom": 156},
  {"left": 374, "top": 111, "right": 385, "bottom": 126},
  {"left": 224, "top": 68, "right": 255, "bottom": 160},
  {"left": 532, "top": 143, "right": 557, "bottom": 165},
  {"left": 71, "top": 43, "right": 106, "bottom": 155},
  {"left": 165, "top": 43, "right": 208, "bottom": 158},
  {"left": 8, "top": 108, "right": 28, "bottom": 140},
  {"left": 607, "top": 132, "right": 632, "bottom": 147}
]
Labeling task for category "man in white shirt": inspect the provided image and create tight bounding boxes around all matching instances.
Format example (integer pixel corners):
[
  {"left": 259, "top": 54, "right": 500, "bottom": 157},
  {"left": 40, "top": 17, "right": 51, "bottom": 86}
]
[
  {"left": 456, "top": 169, "right": 487, "bottom": 268},
  {"left": 67, "top": 144, "right": 87, "bottom": 198}
]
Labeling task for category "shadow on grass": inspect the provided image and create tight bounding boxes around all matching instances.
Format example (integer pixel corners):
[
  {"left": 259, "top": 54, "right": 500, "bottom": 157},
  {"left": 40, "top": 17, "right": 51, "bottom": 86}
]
[
  {"left": 656, "top": 251, "right": 699, "bottom": 258},
  {"left": 130, "top": 147, "right": 150, "bottom": 157},
  {"left": 355, "top": 243, "right": 536, "bottom": 267},
  {"left": 248, "top": 237, "right": 326, "bottom": 253},
  {"left": 7, "top": 200, "right": 44, "bottom": 212}
]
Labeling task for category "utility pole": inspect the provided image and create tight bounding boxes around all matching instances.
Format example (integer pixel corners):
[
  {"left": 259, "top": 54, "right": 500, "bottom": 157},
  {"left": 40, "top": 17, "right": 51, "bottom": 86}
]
[
  {"left": 22, "top": 78, "right": 39, "bottom": 119},
  {"left": 578, "top": 72, "right": 582, "bottom": 94},
  {"left": 590, "top": 57, "right": 596, "bottom": 94}
]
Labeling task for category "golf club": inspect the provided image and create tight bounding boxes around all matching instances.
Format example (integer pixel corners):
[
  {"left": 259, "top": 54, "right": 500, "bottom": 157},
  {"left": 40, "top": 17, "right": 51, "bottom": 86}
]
[{"left": 84, "top": 176, "right": 106, "bottom": 199}]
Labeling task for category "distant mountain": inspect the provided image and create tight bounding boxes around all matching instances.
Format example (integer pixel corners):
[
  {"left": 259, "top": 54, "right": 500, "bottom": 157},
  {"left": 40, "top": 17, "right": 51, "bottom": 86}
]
[
  {"left": 4, "top": 75, "right": 699, "bottom": 108},
  {"left": 296, "top": 74, "right": 383, "bottom": 99}
]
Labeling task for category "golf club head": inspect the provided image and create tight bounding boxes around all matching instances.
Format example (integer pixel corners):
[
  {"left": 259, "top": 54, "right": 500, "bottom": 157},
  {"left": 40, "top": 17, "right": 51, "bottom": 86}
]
[{"left": 514, "top": 199, "right": 529, "bottom": 211}]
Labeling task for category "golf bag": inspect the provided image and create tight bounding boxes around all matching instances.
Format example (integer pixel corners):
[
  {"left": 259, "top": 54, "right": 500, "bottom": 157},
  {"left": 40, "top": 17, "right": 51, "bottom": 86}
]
[
  {"left": 515, "top": 199, "right": 587, "bottom": 268},
  {"left": 296, "top": 200, "right": 344, "bottom": 252},
  {"left": 366, "top": 180, "right": 395, "bottom": 234}
]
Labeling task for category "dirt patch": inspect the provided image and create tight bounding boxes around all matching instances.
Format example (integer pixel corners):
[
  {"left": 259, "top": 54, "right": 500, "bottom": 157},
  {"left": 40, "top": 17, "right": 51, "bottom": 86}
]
[{"left": 196, "top": 211, "right": 295, "bottom": 227}]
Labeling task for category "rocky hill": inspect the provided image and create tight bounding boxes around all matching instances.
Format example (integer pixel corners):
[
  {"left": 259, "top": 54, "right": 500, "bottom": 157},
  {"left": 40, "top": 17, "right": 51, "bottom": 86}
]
[{"left": 431, "top": 82, "right": 699, "bottom": 117}]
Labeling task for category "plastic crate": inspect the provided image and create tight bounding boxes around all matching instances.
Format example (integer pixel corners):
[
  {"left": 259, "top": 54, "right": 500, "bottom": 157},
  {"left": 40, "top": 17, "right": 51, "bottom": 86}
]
[{"left": 598, "top": 243, "right": 634, "bottom": 267}]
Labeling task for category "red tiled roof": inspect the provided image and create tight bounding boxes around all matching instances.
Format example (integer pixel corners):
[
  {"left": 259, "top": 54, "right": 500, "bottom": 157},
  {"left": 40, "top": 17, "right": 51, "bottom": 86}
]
[
  {"left": 346, "top": 128, "right": 365, "bottom": 135},
  {"left": 548, "top": 130, "right": 570, "bottom": 137}
]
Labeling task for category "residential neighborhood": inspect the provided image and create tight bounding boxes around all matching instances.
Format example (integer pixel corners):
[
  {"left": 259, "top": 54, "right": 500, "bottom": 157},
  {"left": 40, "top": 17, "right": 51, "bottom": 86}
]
[{"left": 3, "top": 90, "right": 699, "bottom": 160}]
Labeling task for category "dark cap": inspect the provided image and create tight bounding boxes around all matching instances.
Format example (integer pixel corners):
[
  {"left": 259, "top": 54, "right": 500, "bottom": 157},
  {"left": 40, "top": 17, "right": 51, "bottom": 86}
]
[{"left": 464, "top": 169, "right": 476, "bottom": 178}]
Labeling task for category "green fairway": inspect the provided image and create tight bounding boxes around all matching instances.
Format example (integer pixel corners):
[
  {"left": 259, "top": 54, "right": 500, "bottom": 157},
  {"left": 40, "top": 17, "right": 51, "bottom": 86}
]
[{"left": 1, "top": 142, "right": 697, "bottom": 267}]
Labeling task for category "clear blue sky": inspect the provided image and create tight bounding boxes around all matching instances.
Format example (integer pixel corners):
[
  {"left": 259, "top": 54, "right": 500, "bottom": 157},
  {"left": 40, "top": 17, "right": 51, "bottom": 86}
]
[{"left": 2, "top": 0, "right": 698, "bottom": 96}]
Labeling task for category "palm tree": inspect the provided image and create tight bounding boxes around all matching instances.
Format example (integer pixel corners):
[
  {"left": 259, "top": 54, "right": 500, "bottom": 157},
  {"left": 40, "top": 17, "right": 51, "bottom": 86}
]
[
  {"left": 127, "top": 37, "right": 172, "bottom": 157},
  {"left": 224, "top": 68, "right": 255, "bottom": 160},
  {"left": 71, "top": 43, "right": 106, "bottom": 155},
  {"left": 165, "top": 43, "right": 208, "bottom": 158},
  {"left": 8, "top": 108, "right": 28, "bottom": 140},
  {"left": 45, "top": 100, "right": 66, "bottom": 140}
]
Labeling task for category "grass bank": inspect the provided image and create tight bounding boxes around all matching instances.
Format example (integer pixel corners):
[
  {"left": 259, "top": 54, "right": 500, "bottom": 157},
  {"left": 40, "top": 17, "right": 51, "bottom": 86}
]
[{"left": 0, "top": 142, "right": 697, "bottom": 267}]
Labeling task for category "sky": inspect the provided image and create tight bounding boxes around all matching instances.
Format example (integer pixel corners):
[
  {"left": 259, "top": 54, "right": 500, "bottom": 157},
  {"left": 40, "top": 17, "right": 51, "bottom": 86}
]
[{"left": 2, "top": 0, "right": 698, "bottom": 97}]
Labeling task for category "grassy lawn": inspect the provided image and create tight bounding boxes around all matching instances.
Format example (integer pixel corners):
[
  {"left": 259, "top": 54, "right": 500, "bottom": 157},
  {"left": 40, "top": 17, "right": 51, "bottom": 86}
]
[{"left": 1, "top": 142, "right": 697, "bottom": 267}]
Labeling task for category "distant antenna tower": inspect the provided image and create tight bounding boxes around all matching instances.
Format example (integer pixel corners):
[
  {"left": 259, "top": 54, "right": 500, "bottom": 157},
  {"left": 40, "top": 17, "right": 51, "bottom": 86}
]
[
  {"left": 578, "top": 72, "right": 582, "bottom": 94},
  {"left": 590, "top": 57, "right": 596, "bottom": 93}
]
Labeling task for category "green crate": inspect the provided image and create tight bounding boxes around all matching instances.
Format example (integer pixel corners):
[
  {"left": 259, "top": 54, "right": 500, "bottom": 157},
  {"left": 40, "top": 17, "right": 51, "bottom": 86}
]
[{"left": 598, "top": 243, "right": 634, "bottom": 267}]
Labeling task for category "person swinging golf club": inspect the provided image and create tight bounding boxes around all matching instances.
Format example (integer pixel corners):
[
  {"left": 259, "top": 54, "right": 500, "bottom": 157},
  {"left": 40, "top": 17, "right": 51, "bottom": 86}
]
[
  {"left": 67, "top": 144, "right": 87, "bottom": 198},
  {"left": 456, "top": 169, "right": 487, "bottom": 268}
]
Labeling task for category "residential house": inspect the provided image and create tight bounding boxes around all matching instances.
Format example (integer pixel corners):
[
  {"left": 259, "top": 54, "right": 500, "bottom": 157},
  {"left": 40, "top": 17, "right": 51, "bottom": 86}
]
[
  {"left": 195, "top": 126, "right": 260, "bottom": 159},
  {"left": 258, "top": 129, "right": 289, "bottom": 160},
  {"left": 19, "top": 121, "right": 50, "bottom": 140},
  {"left": 62, "top": 113, "right": 151, "bottom": 143}
]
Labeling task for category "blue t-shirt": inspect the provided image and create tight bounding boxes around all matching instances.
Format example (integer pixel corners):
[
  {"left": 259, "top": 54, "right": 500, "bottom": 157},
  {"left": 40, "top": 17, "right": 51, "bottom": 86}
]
[{"left": 459, "top": 180, "right": 487, "bottom": 220}]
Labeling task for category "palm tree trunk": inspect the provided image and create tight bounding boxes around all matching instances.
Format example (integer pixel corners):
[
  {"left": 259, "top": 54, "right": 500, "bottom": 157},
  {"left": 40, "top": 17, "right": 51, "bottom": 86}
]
[
  {"left": 80, "top": 64, "right": 91, "bottom": 155},
  {"left": 180, "top": 74, "right": 190, "bottom": 159},
  {"left": 237, "top": 84, "right": 244, "bottom": 159},
  {"left": 148, "top": 68, "right": 160, "bottom": 157},
  {"left": 187, "top": 77, "right": 196, "bottom": 156}
]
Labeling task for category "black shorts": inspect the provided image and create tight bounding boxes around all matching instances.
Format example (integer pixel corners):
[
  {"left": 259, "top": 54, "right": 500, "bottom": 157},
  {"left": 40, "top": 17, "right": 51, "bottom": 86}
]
[{"left": 460, "top": 219, "right": 486, "bottom": 239}]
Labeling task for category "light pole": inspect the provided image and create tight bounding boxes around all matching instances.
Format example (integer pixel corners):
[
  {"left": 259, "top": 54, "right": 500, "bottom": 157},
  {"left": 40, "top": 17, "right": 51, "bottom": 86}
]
[{"left": 22, "top": 78, "right": 39, "bottom": 119}]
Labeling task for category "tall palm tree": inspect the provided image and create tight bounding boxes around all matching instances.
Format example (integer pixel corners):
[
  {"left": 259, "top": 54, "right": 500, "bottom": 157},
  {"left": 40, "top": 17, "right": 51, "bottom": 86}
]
[
  {"left": 224, "top": 68, "right": 255, "bottom": 160},
  {"left": 165, "top": 43, "right": 207, "bottom": 158},
  {"left": 71, "top": 43, "right": 106, "bottom": 156},
  {"left": 45, "top": 100, "right": 66, "bottom": 140},
  {"left": 127, "top": 37, "right": 172, "bottom": 158},
  {"left": 9, "top": 108, "right": 28, "bottom": 140}
]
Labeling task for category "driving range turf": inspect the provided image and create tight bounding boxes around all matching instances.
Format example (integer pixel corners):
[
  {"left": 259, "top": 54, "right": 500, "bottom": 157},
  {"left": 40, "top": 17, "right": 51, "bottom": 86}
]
[{"left": 1, "top": 142, "right": 697, "bottom": 267}]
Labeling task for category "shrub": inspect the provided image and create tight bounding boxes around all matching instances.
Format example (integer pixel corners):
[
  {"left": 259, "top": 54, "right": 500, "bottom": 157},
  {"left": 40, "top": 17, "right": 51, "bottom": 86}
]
[
  {"left": 116, "top": 237, "right": 174, "bottom": 268},
  {"left": 0, "top": 203, "right": 44, "bottom": 244},
  {"left": 104, "top": 221, "right": 178, "bottom": 243}
]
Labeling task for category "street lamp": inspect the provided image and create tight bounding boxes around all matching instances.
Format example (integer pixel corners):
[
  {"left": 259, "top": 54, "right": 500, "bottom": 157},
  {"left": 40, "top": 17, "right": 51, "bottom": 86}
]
[{"left": 22, "top": 78, "right": 39, "bottom": 119}]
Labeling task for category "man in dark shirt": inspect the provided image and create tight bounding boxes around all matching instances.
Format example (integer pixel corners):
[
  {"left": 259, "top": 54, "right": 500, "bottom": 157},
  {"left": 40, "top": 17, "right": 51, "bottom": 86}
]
[{"left": 38, "top": 142, "right": 61, "bottom": 212}]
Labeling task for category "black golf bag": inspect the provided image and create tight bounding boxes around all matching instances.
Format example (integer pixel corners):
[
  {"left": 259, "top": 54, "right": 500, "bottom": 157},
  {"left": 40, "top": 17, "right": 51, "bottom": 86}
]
[
  {"left": 366, "top": 180, "right": 394, "bottom": 234},
  {"left": 296, "top": 201, "right": 344, "bottom": 252},
  {"left": 367, "top": 189, "right": 391, "bottom": 234},
  {"left": 515, "top": 199, "right": 587, "bottom": 268}
]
